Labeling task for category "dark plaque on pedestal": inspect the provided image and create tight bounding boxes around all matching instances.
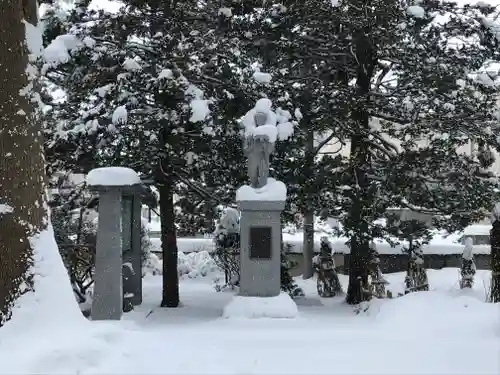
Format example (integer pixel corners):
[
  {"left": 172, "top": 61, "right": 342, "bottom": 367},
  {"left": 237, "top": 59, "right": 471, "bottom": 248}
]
[{"left": 249, "top": 226, "right": 272, "bottom": 259}]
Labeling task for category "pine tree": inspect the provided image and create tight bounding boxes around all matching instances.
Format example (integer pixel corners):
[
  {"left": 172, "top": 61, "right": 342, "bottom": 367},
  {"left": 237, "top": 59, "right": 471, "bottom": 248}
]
[
  {"left": 206, "top": 0, "right": 500, "bottom": 306},
  {"left": 220, "top": 0, "right": 348, "bottom": 279},
  {"left": 316, "top": 0, "right": 500, "bottom": 304},
  {"left": 40, "top": 0, "right": 259, "bottom": 307}
]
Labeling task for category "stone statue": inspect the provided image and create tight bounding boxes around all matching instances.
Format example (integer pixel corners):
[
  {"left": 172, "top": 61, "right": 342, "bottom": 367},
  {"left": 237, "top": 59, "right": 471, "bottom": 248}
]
[{"left": 243, "top": 110, "right": 275, "bottom": 189}]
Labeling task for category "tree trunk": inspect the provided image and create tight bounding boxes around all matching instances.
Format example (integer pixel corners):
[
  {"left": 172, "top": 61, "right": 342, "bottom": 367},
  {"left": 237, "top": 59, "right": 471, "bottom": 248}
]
[
  {"left": 159, "top": 180, "right": 180, "bottom": 308},
  {"left": 302, "top": 210, "right": 315, "bottom": 279},
  {"left": 302, "top": 115, "right": 315, "bottom": 279},
  {"left": 203, "top": 173, "right": 216, "bottom": 234},
  {"left": 0, "top": 0, "right": 46, "bottom": 326},
  {"left": 490, "top": 220, "right": 500, "bottom": 302},
  {"left": 345, "top": 30, "right": 376, "bottom": 305}
]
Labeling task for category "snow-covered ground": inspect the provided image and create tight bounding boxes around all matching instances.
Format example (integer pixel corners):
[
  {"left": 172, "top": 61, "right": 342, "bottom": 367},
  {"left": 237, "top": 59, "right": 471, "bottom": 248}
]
[{"left": 1, "top": 268, "right": 498, "bottom": 375}]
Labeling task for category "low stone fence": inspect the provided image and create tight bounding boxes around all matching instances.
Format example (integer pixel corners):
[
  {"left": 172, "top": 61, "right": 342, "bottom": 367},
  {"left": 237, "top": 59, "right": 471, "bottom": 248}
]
[{"left": 151, "top": 237, "right": 492, "bottom": 275}]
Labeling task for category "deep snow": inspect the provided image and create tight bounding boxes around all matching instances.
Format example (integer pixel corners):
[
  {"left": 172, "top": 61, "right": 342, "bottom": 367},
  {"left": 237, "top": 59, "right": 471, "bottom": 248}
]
[{"left": 0, "top": 268, "right": 498, "bottom": 375}]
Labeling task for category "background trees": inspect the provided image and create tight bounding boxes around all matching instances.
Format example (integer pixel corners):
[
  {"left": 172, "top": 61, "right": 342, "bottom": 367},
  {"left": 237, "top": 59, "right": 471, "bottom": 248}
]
[{"left": 38, "top": 0, "right": 500, "bottom": 308}]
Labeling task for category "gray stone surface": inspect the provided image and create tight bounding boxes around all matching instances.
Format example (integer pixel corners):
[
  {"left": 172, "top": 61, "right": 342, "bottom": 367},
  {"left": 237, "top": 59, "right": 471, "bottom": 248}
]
[
  {"left": 91, "top": 190, "right": 123, "bottom": 320},
  {"left": 121, "top": 194, "right": 143, "bottom": 306},
  {"left": 90, "top": 183, "right": 143, "bottom": 321},
  {"left": 238, "top": 200, "right": 285, "bottom": 297},
  {"left": 131, "top": 194, "right": 143, "bottom": 305},
  {"left": 244, "top": 135, "right": 275, "bottom": 189}
]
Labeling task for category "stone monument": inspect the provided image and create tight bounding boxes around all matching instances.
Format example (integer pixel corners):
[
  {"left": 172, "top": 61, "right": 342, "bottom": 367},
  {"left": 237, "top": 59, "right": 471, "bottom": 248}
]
[
  {"left": 86, "top": 167, "right": 143, "bottom": 321},
  {"left": 236, "top": 98, "right": 294, "bottom": 298},
  {"left": 222, "top": 98, "right": 298, "bottom": 318}
]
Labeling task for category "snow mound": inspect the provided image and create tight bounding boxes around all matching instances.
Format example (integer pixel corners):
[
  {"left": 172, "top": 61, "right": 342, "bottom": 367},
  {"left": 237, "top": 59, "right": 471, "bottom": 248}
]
[
  {"left": 0, "top": 226, "right": 86, "bottom": 342},
  {"left": 86, "top": 167, "right": 140, "bottom": 186},
  {"left": 407, "top": 5, "right": 425, "bottom": 18},
  {"left": 252, "top": 71, "right": 272, "bottom": 84},
  {"left": 236, "top": 177, "right": 287, "bottom": 201},
  {"left": 142, "top": 252, "right": 162, "bottom": 276},
  {"left": 222, "top": 293, "right": 298, "bottom": 319},
  {"left": 143, "top": 251, "right": 219, "bottom": 278},
  {"left": 178, "top": 251, "right": 219, "bottom": 278},
  {"left": 375, "top": 290, "right": 498, "bottom": 340}
]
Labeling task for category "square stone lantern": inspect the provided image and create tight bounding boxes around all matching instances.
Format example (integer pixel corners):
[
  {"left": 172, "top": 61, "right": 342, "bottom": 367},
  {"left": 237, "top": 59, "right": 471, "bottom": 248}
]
[{"left": 86, "top": 167, "right": 143, "bottom": 321}]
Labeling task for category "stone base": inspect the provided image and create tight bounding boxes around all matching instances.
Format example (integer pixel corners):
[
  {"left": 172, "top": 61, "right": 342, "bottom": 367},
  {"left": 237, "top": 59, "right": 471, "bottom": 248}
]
[{"left": 222, "top": 293, "right": 298, "bottom": 319}]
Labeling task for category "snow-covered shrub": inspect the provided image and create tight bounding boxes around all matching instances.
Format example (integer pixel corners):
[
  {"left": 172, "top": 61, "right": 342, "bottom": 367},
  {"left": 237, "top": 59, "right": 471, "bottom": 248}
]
[
  {"left": 368, "top": 241, "right": 388, "bottom": 298},
  {"left": 404, "top": 244, "right": 429, "bottom": 294},
  {"left": 142, "top": 252, "right": 162, "bottom": 276},
  {"left": 313, "top": 237, "right": 342, "bottom": 297},
  {"left": 141, "top": 218, "right": 162, "bottom": 276},
  {"left": 460, "top": 237, "right": 476, "bottom": 289},
  {"left": 178, "top": 251, "right": 219, "bottom": 278},
  {"left": 213, "top": 207, "right": 241, "bottom": 288},
  {"left": 143, "top": 251, "right": 220, "bottom": 279},
  {"left": 281, "top": 243, "right": 305, "bottom": 298}
]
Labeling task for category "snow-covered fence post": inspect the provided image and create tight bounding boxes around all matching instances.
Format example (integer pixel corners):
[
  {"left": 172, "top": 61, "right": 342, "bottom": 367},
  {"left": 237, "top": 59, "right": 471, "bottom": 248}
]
[{"left": 86, "top": 167, "right": 142, "bottom": 320}]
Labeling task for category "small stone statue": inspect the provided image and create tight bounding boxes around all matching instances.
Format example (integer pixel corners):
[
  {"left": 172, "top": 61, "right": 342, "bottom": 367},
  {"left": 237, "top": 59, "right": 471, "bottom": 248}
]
[
  {"left": 241, "top": 98, "right": 295, "bottom": 189},
  {"left": 243, "top": 111, "right": 275, "bottom": 189}
]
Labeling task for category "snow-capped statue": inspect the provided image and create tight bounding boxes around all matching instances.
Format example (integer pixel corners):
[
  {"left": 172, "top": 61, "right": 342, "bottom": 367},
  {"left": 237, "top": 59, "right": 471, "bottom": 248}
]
[{"left": 241, "top": 98, "right": 294, "bottom": 189}]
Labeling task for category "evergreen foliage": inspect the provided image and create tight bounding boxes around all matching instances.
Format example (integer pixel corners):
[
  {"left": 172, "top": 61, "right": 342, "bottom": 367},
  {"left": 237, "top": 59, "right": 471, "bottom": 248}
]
[{"left": 39, "top": 0, "right": 500, "bottom": 308}]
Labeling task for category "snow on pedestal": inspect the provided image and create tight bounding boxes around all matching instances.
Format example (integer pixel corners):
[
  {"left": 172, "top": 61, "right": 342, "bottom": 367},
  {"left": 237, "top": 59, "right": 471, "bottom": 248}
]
[
  {"left": 86, "top": 167, "right": 141, "bottom": 187},
  {"left": 222, "top": 292, "right": 298, "bottom": 319},
  {"left": 252, "top": 71, "right": 272, "bottom": 84},
  {"left": 236, "top": 178, "right": 287, "bottom": 202},
  {"left": 407, "top": 5, "right": 425, "bottom": 18}
]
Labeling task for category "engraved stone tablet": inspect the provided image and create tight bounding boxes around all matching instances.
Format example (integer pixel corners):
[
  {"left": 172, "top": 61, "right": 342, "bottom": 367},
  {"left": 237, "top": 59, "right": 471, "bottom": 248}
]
[{"left": 249, "top": 226, "right": 272, "bottom": 259}]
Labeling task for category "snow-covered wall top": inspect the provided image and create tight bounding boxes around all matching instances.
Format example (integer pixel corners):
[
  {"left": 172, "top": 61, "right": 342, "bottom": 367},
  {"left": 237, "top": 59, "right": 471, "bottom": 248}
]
[{"left": 149, "top": 231, "right": 491, "bottom": 255}]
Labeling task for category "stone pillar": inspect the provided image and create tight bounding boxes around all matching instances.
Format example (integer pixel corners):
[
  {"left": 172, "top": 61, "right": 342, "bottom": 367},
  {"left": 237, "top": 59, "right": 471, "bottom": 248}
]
[
  {"left": 131, "top": 194, "right": 143, "bottom": 305},
  {"left": 238, "top": 200, "right": 285, "bottom": 297},
  {"left": 91, "top": 189, "right": 123, "bottom": 320}
]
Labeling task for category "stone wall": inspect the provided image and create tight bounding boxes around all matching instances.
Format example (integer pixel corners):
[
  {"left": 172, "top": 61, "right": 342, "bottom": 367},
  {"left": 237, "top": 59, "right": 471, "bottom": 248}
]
[{"left": 286, "top": 253, "right": 491, "bottom": 276}]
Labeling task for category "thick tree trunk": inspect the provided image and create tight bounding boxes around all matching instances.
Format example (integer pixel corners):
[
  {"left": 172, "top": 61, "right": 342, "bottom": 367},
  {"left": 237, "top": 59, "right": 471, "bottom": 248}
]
[
  {"left": 302, "top": 117, "right": 315, "bottom": 279},
  {"left": 302, "top": 210, "right": 315, "bottom": 279},
  {"left": 490, "top": 220, "right": 500, "bottom": 302},
  {"left": 0, "top": 0, "right": 46, "bottom": 326},
  {"left": 345, "top": 30, "right": 376, "bottom": 305},
  {"left": 159, "top": 180, "right": 180, "bottom": 308}
]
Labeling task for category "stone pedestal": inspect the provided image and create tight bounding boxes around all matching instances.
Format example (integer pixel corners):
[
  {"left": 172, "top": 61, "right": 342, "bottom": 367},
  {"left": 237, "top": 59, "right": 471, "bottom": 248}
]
[
  {"left": 89, "top": 184, "right": 143, "bottom": 321},
  {"left": 237, "top": 200, "right": 285, "bottom": 297},
  {"left": 91, "top": 189, "right": 124, "bottom": 320},
  {"left": 131, "top": 194, "right": 143, "bottom": 305}
]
